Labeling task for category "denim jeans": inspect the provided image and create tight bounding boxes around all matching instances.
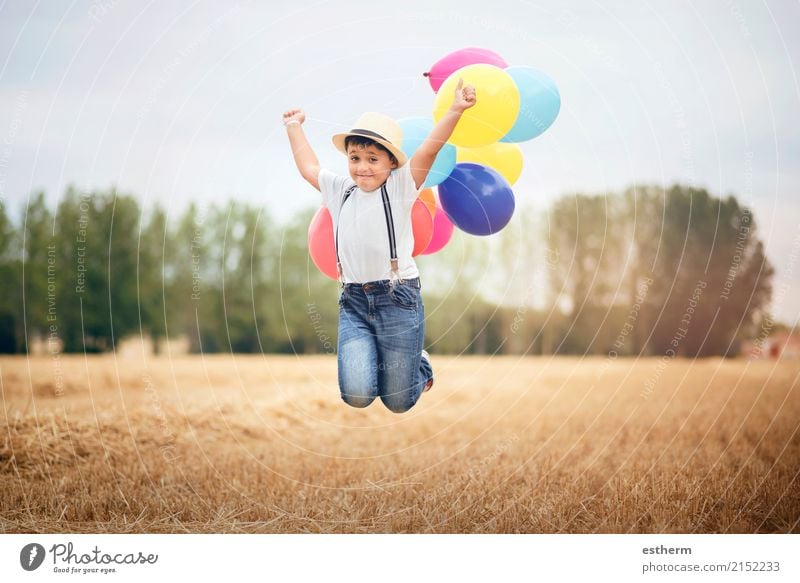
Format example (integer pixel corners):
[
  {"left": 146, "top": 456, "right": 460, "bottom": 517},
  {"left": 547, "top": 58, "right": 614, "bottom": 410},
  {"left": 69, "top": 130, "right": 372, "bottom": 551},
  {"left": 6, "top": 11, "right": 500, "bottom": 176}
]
[{"left": 337, "top": 277, "right": 433, "bottom": 413}]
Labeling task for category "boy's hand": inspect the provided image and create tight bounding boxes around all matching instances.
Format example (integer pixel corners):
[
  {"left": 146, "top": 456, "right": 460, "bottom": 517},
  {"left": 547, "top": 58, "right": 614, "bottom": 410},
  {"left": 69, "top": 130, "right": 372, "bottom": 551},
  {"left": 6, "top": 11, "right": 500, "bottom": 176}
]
[
  {"left": 282, "top": 109, "right": 306, "bottom": 126},
  {"left": 450, "top": 79, "right": 477, "bottom": 113}
]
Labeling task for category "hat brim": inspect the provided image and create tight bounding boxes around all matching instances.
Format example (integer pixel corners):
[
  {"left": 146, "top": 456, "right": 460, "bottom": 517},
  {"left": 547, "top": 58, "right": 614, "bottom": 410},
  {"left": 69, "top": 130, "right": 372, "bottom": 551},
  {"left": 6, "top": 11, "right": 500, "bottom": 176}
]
[{"left": 332, "top": 131, "right": 408, "bottom": 167}]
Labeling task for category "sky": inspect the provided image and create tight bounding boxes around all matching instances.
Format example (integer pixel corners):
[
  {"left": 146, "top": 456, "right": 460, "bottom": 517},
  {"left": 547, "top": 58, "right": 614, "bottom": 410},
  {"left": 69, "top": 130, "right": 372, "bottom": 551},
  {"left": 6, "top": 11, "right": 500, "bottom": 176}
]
[{"left": 0, "top": 0, "right": 798, "bottom": 323}]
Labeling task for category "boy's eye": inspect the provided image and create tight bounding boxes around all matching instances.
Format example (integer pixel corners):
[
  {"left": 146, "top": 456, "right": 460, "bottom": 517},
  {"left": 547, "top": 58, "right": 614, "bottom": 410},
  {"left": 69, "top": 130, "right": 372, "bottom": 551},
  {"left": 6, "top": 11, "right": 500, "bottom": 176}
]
[{"left": 370, "top": 158, "right": 378, "bottom": 162}]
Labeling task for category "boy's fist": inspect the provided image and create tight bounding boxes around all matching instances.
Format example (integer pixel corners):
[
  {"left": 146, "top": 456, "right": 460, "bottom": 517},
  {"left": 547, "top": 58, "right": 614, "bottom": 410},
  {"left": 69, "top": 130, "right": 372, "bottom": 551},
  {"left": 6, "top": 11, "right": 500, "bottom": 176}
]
[
  {"left": 451, "top": 79, "right": 477, "bottom": 112},
  {"left": 282, "top": 109, "right": 305, "bottom": 126}
]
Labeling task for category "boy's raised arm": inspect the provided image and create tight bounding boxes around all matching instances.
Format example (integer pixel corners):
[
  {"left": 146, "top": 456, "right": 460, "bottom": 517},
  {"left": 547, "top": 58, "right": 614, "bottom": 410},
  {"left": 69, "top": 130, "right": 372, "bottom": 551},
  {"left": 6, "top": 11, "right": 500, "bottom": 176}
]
[
  {"left": 409, "top": 79, "right": 477, "bottom": 190},
  {"left": 283, "top": 108, "right": 321, "bottom": 191}
]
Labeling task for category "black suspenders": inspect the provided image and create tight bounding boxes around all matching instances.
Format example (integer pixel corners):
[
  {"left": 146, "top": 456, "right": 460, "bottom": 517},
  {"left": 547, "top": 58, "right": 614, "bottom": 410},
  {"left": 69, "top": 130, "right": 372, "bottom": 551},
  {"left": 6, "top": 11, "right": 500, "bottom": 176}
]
[
  {"left": 380, "top": 184, "right": 400, "bottom": 279},
  {"left": 335, "top": 182, "right": 402, "bottom": 285},
  {"left": 334, "top": 184, "right": 357, "bottom": 283}
]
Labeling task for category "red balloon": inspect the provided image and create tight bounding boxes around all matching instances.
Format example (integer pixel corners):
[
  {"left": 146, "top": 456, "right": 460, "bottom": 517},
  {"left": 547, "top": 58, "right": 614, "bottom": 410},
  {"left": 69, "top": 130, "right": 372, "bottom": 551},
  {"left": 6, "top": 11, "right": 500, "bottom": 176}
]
[
  {"left": 307, "top": 207, "right": 338, "bottom": 280},
  {"left": 411, "top": 198, "right": 434, "bottom": 256},
  {"left": 421, "top": 201, "right": 455, "bottom": 255}
]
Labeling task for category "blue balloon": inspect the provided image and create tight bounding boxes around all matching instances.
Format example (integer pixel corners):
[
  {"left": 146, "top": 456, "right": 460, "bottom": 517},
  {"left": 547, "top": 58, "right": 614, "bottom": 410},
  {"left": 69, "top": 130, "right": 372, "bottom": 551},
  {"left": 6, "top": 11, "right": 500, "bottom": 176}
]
[
  {"left": 438, "top": 163, "right": 515, "bottom": 236},
  {"left": 500, "top": 66, "right": 560, "bottom": 143},
  {"left": 398, "top": 117, "right": 457, "bottom": 187}
]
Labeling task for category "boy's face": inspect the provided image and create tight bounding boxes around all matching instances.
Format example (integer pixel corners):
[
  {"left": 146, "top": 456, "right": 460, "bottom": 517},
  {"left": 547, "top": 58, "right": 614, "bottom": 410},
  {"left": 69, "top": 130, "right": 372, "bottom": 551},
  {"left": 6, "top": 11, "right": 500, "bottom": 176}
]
[{"left": 347, "top": 143, "right": 397, "bottom": 192}]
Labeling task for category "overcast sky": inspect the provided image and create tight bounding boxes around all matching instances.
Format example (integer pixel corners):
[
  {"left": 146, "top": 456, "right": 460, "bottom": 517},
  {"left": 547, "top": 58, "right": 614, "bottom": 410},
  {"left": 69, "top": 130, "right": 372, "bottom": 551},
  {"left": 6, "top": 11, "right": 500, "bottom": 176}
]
[{"left": 1, "top": 0, "right": 798, "bottom": 323}]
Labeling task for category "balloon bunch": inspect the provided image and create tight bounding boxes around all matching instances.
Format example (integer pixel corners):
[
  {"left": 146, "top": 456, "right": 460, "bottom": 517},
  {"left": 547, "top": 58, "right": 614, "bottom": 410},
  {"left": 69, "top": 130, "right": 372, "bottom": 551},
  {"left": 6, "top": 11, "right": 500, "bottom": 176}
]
[
  {"left": 412, "top": 46, "right": 560, "bottom": 247},
  {"left": 309, "top": 47, "right": 560, "bottom": 277}
]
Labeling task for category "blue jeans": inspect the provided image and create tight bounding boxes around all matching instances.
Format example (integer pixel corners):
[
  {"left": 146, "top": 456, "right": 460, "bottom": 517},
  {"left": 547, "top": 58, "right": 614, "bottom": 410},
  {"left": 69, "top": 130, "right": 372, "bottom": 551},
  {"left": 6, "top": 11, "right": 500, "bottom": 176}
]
[{"left": 337, "top": 277, "right": 433, "bottom": 413}]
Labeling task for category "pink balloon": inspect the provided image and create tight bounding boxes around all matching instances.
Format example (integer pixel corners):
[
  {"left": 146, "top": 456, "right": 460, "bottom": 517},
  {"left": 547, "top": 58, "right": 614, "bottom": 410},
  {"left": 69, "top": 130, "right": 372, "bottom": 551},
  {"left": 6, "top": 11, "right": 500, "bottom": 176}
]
[
  {"left": 424, "top": 47, "right": 508, "bottom": 93},
  {"left": 307, "top": 207, "right": 338, "bottom": 280},
  {"left": 421, "top": 201, "right": 455, "bottom": 255},
  {"left": 411, "top": 198, "right": 434, "bottom": 256}
]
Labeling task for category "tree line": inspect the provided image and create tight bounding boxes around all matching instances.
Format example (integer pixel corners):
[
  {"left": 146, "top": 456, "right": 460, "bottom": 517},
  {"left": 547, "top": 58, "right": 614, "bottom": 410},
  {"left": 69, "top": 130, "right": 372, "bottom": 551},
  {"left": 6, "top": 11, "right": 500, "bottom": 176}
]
[{"left": 0, "top": 183, "right": 773, "bottom": 357}]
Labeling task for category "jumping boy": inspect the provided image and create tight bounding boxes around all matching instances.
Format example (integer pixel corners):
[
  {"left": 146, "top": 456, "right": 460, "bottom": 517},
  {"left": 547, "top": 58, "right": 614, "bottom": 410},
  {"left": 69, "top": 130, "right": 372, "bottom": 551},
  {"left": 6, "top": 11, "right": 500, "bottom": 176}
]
[{"left": 283, "top": 79, "right": 476, "bottom": 412}]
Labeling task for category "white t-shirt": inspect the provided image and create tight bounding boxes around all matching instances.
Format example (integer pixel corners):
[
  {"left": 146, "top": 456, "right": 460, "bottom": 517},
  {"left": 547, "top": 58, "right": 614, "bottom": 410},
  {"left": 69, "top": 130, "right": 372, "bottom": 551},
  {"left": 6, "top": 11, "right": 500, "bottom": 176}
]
[{"left": 319, "top": 164, "right": 421, "bottom": 284}]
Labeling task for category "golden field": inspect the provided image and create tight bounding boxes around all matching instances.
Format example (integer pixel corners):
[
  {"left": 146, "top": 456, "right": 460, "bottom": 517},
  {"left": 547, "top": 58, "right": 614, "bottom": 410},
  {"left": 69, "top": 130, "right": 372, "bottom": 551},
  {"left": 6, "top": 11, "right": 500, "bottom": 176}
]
[{"left": 1, "top": 354, "right": 798, "bottom": 533}]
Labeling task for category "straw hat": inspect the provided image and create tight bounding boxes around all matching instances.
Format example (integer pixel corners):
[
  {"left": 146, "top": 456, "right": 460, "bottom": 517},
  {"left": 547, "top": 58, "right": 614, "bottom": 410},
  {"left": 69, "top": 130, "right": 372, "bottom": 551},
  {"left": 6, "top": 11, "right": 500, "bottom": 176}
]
[{"left": 332, "top": 112, "right": 407, "bottom": 167}]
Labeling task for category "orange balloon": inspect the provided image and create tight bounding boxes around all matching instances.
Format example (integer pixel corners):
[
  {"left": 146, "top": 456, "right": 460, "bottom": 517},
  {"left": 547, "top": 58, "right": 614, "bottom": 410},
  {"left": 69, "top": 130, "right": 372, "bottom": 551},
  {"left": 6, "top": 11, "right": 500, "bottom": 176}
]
[
  {"left": 411, "top": 199, "right": 434, "bottom": 256},
  {"left": 307, "top": 207, "right": 338, "bottom": 280},
  {"left": 418, "top": 188, "right": 436, "bottom": 218}
]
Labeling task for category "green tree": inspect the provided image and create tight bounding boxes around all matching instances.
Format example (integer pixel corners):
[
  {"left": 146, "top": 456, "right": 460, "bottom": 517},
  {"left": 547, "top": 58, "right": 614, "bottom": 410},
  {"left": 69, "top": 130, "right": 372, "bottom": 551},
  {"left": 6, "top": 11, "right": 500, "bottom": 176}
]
[
  {"left": 164, "top": 202, "right": 210, "bottom": 352},
  {"left": 547, "top": 193, "right": 628, "bottom": 353},
  {"left": 53, "top": 187, "right": 86, "bottom": 352},
  {"left": 548, "top": 185, "right": 774, "bottom": 357},
  {"left": 138, "top": 204, "right": 169, "bottom": 352},
  {"left": 643, "top": 186, "right": 772, "bottom": 356},
  {"left": 52, "top": 187, "right": 141, "bottom": 352},
  {"left": 21, "top": 191, "right": 55, "bottom": 351},
  {"left": 0, "top": 200, "right": 21, "bottom": 352},
  {"left": 216, "top": 202, "right": 275, "bottom": 353}
]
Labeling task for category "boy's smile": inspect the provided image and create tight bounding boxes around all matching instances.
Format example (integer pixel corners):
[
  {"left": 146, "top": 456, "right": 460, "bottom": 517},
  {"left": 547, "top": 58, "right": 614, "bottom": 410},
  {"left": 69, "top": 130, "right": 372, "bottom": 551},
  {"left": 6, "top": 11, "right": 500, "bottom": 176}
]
[{"left": 347, "top": 145, "right": 397, "bottom": 192}]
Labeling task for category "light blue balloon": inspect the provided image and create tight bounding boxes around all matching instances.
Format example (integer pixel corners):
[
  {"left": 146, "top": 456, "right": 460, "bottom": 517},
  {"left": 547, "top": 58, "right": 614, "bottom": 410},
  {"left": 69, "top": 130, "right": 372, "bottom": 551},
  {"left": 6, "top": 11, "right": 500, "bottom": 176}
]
[
  {"left": 500, "top": 66, "right": 560, "bottom": 143},
  {"left": 398, "top": 117, "right": 457, "bottom": 187}
]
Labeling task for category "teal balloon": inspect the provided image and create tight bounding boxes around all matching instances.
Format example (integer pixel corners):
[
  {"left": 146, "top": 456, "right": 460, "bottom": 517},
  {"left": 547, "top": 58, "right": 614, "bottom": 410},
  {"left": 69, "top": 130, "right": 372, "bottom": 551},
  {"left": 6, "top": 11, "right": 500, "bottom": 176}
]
[
  {"left": 500, "top": 66, "right": 560, "bottom": 143},
  {"left": 398, "top": 117, "right": 457, "bottom": 187}
]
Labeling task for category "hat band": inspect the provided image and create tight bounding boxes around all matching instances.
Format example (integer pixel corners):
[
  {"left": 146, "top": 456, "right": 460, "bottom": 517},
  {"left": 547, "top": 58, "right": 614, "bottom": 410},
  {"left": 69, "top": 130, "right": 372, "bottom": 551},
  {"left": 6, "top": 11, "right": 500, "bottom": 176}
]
[{"left": 349, "top": 128, "right": 391, "bottom": 144}]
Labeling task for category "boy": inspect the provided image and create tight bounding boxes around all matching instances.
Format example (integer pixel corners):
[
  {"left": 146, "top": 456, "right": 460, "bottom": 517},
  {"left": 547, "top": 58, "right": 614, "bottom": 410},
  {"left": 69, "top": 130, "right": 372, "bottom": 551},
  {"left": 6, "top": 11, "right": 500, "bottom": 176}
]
[{"left": 283, "top": 79, "right": 476, "bottom": 412}]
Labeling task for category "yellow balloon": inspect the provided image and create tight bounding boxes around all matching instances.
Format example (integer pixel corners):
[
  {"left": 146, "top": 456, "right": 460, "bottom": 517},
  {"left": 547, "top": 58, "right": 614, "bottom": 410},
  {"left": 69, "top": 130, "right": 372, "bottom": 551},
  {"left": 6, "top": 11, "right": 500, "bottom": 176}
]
[
  {"left": 456, "top": 142, "right": 524, "bottom": 185},
  {"left": 433, "top": 64, "right": 520, "bottom": 148}
]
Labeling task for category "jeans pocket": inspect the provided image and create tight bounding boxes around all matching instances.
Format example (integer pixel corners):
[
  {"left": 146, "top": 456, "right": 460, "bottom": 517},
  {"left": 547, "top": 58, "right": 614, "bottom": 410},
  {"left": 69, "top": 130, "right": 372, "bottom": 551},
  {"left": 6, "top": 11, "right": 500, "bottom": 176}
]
[{"left": 389, "top": 284, "right": 417, "bottom": 310}]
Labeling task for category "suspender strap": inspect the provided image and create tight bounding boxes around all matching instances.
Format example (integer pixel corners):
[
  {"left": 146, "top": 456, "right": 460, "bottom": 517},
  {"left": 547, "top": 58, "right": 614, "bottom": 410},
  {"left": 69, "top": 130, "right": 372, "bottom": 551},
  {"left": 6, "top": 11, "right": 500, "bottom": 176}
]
[
  {"left": 380, "top": 183, "right": 401, "bottom": 283},
  {"left": 335, "top": 185, "right": 357, "bottom": 284},
  {"left": 334, "top": 182, "right": 403, "bottom": 286}
]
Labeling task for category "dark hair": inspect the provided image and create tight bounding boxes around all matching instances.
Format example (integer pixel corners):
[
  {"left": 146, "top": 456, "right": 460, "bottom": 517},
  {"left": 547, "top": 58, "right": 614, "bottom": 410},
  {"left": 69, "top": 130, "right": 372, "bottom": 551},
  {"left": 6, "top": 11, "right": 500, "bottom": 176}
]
[{"left": 344, "top": 135, "right": 398, "bottom": 166}]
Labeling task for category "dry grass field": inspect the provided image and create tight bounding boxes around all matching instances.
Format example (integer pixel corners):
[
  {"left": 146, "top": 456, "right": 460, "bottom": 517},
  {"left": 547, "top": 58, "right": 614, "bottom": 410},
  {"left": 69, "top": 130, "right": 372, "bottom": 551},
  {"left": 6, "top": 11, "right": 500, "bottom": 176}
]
[{"left": 1, "top": 354, "right": 798, "bottom": 533}]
